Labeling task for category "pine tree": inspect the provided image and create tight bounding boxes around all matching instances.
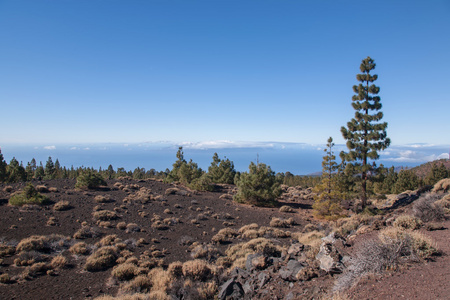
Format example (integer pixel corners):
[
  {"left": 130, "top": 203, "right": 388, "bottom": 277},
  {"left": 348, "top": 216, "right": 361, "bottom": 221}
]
[
  {"left": 425, "top": 162, "right": 449, "bottom": 186},
  {"left": 44, "top": 156, "right": 56, "bottom": 179},
  {"left": 0, "top": 149, "right": 7, "bottom": 182},
  {"left": 313, "top": 137, "right": 343, "bottom": 218},
  {"left": 341, "top": 57, "right": 390, "bottom": 207}
]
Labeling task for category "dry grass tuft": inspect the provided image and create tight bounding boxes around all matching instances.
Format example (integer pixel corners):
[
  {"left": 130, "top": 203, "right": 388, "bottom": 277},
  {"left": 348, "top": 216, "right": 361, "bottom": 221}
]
[
  {"left": 279, "top": 205, "right": 294, "bottom": 213},
  {"left": 85, "top": 246, "right": 119, "bottom": 272},
  {"left": 111, "top": 263, "right": 139, "bottom": 281},
  {"left": 182, "top": 259, "right": 212, "bottom": 281},
  {"left": 69, "top": 242, "right": 90, "bottom": 255},
  {"left": 51, "top": 255, "right": 68, "bottom": 269},
  {"left": 393, "top": 215, "right": 422, "bottom": 230},
  {"left": 92, "top": 210, "right": 119, "bottom": 221},
  {"left": 53, "top": 200, "right": 72, "bottom": 211}
]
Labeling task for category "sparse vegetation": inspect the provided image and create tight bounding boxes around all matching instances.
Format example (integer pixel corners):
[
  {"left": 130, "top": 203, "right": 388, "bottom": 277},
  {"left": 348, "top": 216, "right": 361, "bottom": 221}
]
[
  {"left": 75, "top": 171, "right": 107, "bottom": 189},
  {"left": 9, "top": 183, "right": 50, "bottom": 206}
]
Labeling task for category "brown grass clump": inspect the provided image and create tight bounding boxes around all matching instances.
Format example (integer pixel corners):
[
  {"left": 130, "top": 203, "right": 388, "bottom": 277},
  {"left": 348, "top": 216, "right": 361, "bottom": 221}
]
[
  {"left": 0, "top": 243, "right": 16, "bottom": 257},
  {"left": 197, "top": 281, "right": 218, "bottom": 300},
  {"left": 279, "top": 205, "right": 294, "bottom": 213},
  {"left": 46, "top": 217, "right": 58, "bottom": 226},
  {"left": 85, "top": 246, "right": 119, "bottom": 272},
  {"left": 51, "top": 255, "right": 68, "bottom": 269},
  {"left": 73, "top": 226, "right": 102, "bottom": 239},
  {"left": 16, "top": 235, "right": 49, "bottom": 253},
  {"left": 69, "top": 242, "right": 90, "bottom": 255},
  {"left": 22, "top": 262, "right": 49, "bottom": 278},
  {"left": 98, "top": 234, "right": 121, "bottom": 247},
  {"left": 117, "top": 222, "right": 127, "bottom": 230},
  {"left": 119, "top": 275, "right": 153, "bottom": 294},
  {"left": 126, "top": 223, "right": 141, "bottom": 233},
  {"left": 111, "top": 263, "right": 139, "bottom": 281},
  {"left": 35, "top": 185, "right": 49, "bottom": 193},
  {"left": 393, "top": 215, "right": 423, "bottom": 230},
  {"left": 238, "top": 223, "right": 259, "bottom": 234},
  {"left": 48, "top": 187, "right": 58, "bottom": 193},
  {"left": 53, "top": 200, "right": 72, "bottom": 211},
  {"left": 269, "top": 217, "right": 295, "bottom": 228},
  {"left": 167, "top": 261, "right": 183, "bottom": 278},
  {"left": 190, "top": 244, "right": 220, "bottom": 260},
  {"left": 182, "top": 259, "right": 212, "bottom": 281},
  {"left": 94, "top": 195, "right": 113, "bottom": 203},
  {"left": 432, "top": 178, "right": 450, "bottom": 192},
  {"left": 92, "top": 210, "right": 119, "bottom": 221},
  {"left": 165, "top": 187, "right": 179, "bottom": 195}
]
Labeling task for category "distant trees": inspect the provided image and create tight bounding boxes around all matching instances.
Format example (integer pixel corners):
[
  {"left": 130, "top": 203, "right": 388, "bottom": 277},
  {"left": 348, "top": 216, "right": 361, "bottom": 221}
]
[
  {"left": 341, "top": 57, "right": 390, "bottom": 207},
  {"left": 233, "top": 162, "right": 281, "bottom": 207},
  {"left": 0, "top": 150, "right": 7, "bottom": 182}
]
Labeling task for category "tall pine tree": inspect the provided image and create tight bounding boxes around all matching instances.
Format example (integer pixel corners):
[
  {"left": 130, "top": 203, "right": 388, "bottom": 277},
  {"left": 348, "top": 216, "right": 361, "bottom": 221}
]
[{"left": 341, "top": 57, "right": 390, "bottom": 207}]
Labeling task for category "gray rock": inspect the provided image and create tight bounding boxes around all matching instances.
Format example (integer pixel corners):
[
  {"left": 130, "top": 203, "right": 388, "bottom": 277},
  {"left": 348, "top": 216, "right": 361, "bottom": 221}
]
[
  {"left": 279, "top": 260, "right": 304, "bottom": 281},
  {"left": 287, "top": 243, "right": 304, "bottom": 256},
  {"left": 258, "top": 272, "right": 270, "bottom": 288},
  {"left": 316, "top": 233, "right": 344, "bottom": 273},
  {"left": 218, "top": 278, "right": 245, "bottom": 300}
]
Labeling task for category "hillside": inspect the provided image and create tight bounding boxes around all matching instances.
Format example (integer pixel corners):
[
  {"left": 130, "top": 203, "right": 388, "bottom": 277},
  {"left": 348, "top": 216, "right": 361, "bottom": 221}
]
[
  {"left": 0, "top": 178, "right": 448, "bottom": 299},
  {"left": 409, "top": 159, "right": 450, "bottom": 178}
]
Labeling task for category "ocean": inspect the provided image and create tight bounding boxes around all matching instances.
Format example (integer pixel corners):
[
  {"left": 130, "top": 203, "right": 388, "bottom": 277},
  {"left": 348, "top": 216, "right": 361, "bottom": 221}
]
[{"left": 0, "top": 142, "right": 439, "bottom": 175}]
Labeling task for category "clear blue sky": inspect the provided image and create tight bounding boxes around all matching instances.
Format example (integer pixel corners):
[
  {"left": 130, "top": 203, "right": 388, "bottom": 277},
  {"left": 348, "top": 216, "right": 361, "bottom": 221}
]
[{"left": 1, "top": 0, "right": 449, "bottom": 147}]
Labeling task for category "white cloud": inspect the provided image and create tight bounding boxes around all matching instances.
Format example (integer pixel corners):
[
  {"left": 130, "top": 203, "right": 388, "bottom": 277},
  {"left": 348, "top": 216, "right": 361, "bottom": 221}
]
[
  {"left": 44, "top": 145, "right": 56, "bottom": 150},
  {"left": 83, "top": 147, "right": 90, "bottom": 150},
  {"left": 70, "top": 147, "right": 78, "bottom": 150},
  {"left": 177, "top": 140, "right": 278, "bottom": 150}
]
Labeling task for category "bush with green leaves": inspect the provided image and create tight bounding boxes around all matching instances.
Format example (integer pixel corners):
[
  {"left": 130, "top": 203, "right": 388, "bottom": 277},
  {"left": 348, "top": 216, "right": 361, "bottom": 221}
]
[
  {"left": 234, "top": 162, "right": 281, "bottom": 207},
  {"left": 75, "top": 171, "right": 107, "bottom": 189},
  {"left": 9, "top": 183, "right": 50, "bottom": 206}
]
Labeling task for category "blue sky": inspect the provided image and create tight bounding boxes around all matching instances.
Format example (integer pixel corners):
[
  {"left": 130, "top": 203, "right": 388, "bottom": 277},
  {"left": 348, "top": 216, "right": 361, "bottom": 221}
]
[{"left": 0, "top": 1, "right": 449, "bottom": 161}]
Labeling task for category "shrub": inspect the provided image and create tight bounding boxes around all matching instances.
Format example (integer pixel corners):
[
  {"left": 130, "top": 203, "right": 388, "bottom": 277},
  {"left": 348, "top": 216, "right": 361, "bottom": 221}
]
[
  {"left": 51, "top": 255, "right": 68, "bottom": 269},
  {"left": 233, "top": 162, "right": 281, "bottom": 207},
  {"left": 73, "top": 226, "right": 102, "bottom": 239},
  {"left": 69, "top": 242, "right": 90, "bottom": 255},
  {"left": 22, "top": 262, "right": 48, "bottom": 278},
  {"left": 16, "top": 235, "right": 50, "bottom": 253},
  {"left": 279, "top": 205, "right": 294, "bottom": 213},
  {"left": 182, "top": 259, "right": 212, "bottom": 281},
  {"left": 335, "top": 227, "right": 438, "bottom": 292},
  {"left": 92, "top": 210, "right": 119, "bottom": 221},
  {"left": 225, "top": 238, "right": 284, "bottom": 269},
  {"left": 393, "top": 215, "right": 422, "bottom": 230},
  {"left": 413, "top": 193, "right": 445, "bottom": 222},
  {"left": 53, "top": 200, "right": 71, "bottom": 211},
  {"left": 111, "top": 263, "right": 139, "bottom": 281},
  {"left": 85, "top": 246, "right": 119, "bottom": 271},
  {"left": 9, "top": 184, "right": 50, "bottom": 206},
  {"left": 75, "top": 171, "right": 107, "bottom": 189},
  {"left": 119, "top": 275, "right": 152, "bottom": 294},
  {"left": 94, "top": 195, "right": 113, "bottom": 203}
]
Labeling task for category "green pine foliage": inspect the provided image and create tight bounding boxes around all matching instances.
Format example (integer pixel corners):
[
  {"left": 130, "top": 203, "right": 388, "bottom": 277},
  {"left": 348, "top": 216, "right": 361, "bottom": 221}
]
[
  {"left": 313, "top": 137, "right": 344, "bottom": 218},
  {"left": 7, "top": 158, "right": 27, "bottom": 183},
  {"left": 234, "top": 162, "right": 281, "bottom": 207},
  {"left": 425, "top": 163, "right": 449, "bottom": 186},
  {"left": 9, "top": 183, "right": 51, "bottom": 206},
  {"left": 0, "top": 150, "right": 7, "bottom": 182},
  {"left": 341, "top": 57, "right": 390, "bottom": 206},
  {"left": 75, "top": 171, "right": 107, "bottom": 189},
  {"left": 394, "top": 169, "right": 420, "bottom": 194},
  {"left": 208, "top": 153, "right": 236, "bottom": 184}
]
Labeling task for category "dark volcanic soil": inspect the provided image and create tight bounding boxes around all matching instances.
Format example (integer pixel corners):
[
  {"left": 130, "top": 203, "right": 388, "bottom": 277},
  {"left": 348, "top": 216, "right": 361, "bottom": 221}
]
[
  {"left": 0, "top": 178, "right": 314, "bottom": 299},
  {"left": 0, "top": 179, "right": 448, "bottom": 300}
]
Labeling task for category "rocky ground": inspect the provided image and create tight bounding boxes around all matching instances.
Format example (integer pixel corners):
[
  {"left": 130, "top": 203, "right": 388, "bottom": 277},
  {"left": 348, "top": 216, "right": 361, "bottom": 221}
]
[{"left": 0, "top": 178, "right": 448, "bottom": 300}]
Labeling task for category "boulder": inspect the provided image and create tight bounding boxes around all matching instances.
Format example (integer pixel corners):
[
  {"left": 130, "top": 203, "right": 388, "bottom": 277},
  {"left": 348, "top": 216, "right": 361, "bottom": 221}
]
[
  {"left": 218, "top": 278, "right": 245, "bottom": 300},
  {"left": 316, "top": 232, "right": 345, "bottom": 274},
  {"left": 279, "top": 260, "right": 304, "bottom": 281}
]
